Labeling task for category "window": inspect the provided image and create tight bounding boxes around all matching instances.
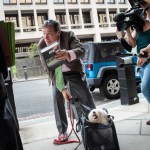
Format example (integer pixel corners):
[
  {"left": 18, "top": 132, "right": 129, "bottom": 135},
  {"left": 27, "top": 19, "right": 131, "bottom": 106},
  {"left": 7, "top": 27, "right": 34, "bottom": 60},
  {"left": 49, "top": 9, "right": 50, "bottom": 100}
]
[
  {"left": 37, "top": 13, "right": 48, "bottom": 28},
  {"left": 22, "top": 15, "right": 35, "bottom": 27},
  {"left": 119, "top": 9, "right": 127, "bottom": 13},
  {"left": 69, "top": 12, "right": 80, "bottom": 24},
  {"left": 82, "top": 12, "right": 91, "bottom": 23},
  {"left": 53, "top": 0, "right": 64, "bottom": 4},
  {"left": 109, "top": 10, "right": 117, "bottom": 22},
  {"left": 5, "top": 14, "right": 19, "bottom": 27},
  {"left": 19, "top": 0, "right": 32, "bottom": 4},
  {"left": 3, "top": 0, "right": 17, "bottom": 4},
  {"left": 96, "top": 0, "right": 104, "bottom": 3},
  {"left": 35, "top": 0, "right": 47, "bottom": 4},
  {"left": 80, "top": 38, "right": 94, "bottom": 62},
  {"left": 80, "top": 38, "right": 93, "bottom": 43},
  {"left": 80, "top": 0, "right": 90, "bottom": 3},
  {"left": 67, "top": 0, "right": 77, "bottom": 4},
  {"left": 98, "top": 11, "right": 107, "bottom": 23},
  {"left": 55, "top": 12, "right": 66, "bottom": 24},
  {"left": 101, "top": 36, "right": 117, "bottom": 41},
  {"left": 15, "top": 43, "right": 31, "bottom": 53},
  {"left": 118, "top": 0, "right": 125, "bottom": 4},
  {"left": 107, "top": 0, "right": 115, "bottom": 4},
  {"left": 99, "top": 43, "right": 119, "bottom": 60}
]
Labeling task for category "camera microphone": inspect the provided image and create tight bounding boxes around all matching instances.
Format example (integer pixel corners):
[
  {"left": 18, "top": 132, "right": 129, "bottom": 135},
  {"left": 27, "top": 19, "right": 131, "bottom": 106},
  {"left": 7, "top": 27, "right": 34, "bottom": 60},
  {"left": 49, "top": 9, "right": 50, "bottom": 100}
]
[
  {"left": 113, "top": 8, "right": 143, "bottom": 23},
  {"left": 113, "top": 13, "right": 125, "bottom": 22},
  {"left": 125, "top": 8, "right": 143, "bottom": 17},
  {"left": 113, "top": 11, "right": 135, "bottom": 23}
]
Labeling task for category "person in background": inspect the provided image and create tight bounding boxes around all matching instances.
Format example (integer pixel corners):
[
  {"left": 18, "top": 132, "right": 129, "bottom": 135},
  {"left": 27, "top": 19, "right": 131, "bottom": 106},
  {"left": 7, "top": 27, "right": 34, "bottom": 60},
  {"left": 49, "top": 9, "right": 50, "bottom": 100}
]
[
  {"left": 12, "top": 65, "right": 17, "bottom": 81},
  {"left": 38, "top": 19, "right": 95, "bottom": 142},
  {"left": 140, "top": 0, "right": 150, "bottom": 58},
  {"left": 125, "top": 0, "right": 150, "bottom": 125}
]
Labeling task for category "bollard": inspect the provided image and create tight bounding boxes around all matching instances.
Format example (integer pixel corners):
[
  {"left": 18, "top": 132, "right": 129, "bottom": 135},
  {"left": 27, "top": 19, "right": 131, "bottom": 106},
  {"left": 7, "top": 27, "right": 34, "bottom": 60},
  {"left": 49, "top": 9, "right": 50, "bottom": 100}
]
[
  {"left": 116, "top": 56, "right": 139, "bottom": 105},
  {"left": 23, "top": 65, "right": 28, "bottom": 80}
]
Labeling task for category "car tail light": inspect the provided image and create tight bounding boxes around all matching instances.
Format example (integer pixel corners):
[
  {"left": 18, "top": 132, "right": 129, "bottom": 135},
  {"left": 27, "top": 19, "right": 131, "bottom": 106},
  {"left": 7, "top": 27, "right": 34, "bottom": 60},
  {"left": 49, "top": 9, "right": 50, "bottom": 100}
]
[{"left": 87, "top": 64, "right": 93, "bottom": 71}]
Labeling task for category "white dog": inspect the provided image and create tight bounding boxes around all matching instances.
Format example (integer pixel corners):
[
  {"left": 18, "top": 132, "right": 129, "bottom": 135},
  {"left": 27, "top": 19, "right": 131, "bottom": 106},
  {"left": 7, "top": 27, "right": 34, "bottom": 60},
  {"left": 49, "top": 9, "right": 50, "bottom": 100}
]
[{"left": 88, "top": 108, "right": 109, "bottom": 125}]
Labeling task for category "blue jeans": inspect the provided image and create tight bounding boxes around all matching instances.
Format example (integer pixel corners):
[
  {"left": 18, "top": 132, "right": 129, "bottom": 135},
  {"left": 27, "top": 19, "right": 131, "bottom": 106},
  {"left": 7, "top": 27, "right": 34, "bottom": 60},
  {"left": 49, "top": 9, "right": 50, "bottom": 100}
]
[{"left": 140, "top": 62, "right": 150, "bottom": 103}]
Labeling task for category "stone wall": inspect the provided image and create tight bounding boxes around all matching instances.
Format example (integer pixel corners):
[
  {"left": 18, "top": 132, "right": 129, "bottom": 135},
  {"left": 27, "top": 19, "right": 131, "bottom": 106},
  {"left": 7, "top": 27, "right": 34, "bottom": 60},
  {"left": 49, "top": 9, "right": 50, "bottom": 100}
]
[{"left": 13, "top": 57, "right": 46, "bottom": 79}]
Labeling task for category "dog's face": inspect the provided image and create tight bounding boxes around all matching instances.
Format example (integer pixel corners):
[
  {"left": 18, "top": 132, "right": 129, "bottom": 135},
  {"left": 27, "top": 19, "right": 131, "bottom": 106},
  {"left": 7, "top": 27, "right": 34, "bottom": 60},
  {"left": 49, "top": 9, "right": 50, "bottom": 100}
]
[{"left": 88, "top": 109, "right": 108, "bottom": 125}]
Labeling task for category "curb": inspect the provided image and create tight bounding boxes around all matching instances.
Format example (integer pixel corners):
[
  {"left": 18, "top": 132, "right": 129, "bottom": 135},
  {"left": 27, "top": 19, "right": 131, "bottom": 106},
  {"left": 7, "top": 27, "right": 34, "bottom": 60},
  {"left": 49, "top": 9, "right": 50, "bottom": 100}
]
[{"left": 13, "top": 76, "right": 48, "bottom": 83}]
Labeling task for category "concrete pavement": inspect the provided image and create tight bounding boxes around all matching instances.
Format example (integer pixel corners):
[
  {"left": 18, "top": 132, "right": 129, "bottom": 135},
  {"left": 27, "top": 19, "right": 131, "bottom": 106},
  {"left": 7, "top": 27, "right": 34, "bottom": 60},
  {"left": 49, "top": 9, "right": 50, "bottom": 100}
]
[{"left": 19, "top": 98, "right": 150, "bottom": 150}]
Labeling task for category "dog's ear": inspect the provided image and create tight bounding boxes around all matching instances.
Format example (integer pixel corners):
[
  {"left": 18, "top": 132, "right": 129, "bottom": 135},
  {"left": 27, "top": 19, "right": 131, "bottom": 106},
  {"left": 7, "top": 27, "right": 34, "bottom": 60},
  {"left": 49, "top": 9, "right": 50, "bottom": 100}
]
[{"left": 102, "top": 108, "right": 108, "bottom": 114}]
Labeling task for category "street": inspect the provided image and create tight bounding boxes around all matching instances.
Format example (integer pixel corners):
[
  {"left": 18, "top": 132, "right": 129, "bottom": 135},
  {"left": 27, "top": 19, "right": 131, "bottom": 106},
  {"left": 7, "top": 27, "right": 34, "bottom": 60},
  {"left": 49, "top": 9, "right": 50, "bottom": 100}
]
[
  {"left": 13, "top": 78, "right": 144, "bottom": 120},
  {"left": 13, "top": 79, "right": 115, "bottom": 119}
]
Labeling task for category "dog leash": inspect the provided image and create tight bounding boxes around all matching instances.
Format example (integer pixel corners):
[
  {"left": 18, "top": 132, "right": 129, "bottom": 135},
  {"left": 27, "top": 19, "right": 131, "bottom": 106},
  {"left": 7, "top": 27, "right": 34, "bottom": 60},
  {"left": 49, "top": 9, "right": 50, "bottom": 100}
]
[{"left": 53, "top": 101, "right": 81, "bottom": 148}]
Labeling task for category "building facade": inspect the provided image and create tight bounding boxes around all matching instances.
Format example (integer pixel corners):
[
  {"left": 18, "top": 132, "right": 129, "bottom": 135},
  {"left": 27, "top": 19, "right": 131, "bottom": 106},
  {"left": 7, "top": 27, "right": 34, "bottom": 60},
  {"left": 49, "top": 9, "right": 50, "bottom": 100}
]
[
  {"left": 1, "top": 0, "right": 130, "bottom": 57},
  {"left": 0, "top": 0, "right": 130, "bottom": 78}
]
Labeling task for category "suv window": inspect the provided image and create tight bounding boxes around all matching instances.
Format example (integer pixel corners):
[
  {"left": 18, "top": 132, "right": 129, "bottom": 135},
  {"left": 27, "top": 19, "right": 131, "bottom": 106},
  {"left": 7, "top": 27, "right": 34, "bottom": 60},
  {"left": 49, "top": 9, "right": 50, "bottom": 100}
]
[
  {"left": 82, "top": 41, "right": 124, "bottom": 62},
  {"left": 99, "top": 43, "right": 122, "bottom": 60}
]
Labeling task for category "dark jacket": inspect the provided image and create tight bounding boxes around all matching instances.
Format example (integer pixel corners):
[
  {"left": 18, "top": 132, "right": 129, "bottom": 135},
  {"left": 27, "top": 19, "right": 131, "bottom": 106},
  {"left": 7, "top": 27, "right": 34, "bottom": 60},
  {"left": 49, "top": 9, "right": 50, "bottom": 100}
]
[
  {"left": 0, "top": 43, "right": 8, "bottom": 79},
  {"left": 0, "top": 44, "right": 23, "bottom": 150},
  {"left": 38, "top": 30, "right": 86, "bottom": 83}
]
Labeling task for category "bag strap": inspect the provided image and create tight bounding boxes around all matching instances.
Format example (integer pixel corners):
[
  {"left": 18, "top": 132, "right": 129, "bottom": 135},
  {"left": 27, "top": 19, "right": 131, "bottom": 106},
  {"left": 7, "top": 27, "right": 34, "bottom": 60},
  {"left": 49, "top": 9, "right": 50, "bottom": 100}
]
[
  {"left": 108, "top": 115, "right": 114, "bottom": 120},
  {"left": 53, "top": 102, "right": 81, "bottom": 148}
]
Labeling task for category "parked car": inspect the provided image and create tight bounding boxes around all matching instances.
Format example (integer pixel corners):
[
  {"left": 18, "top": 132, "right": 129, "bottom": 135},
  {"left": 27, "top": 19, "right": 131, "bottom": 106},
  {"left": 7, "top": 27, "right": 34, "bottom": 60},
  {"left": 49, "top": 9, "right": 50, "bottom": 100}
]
[{"left": 82, "top": 40, "right": 141, "bottom": 100}]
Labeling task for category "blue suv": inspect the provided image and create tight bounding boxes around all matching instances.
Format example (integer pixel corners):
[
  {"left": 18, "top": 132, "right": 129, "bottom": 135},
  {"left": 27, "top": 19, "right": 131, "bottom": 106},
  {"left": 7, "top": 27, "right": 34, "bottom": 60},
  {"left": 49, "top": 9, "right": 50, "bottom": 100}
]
[{"left": 82, "top": 41, "right": 141, "bottom": 100}]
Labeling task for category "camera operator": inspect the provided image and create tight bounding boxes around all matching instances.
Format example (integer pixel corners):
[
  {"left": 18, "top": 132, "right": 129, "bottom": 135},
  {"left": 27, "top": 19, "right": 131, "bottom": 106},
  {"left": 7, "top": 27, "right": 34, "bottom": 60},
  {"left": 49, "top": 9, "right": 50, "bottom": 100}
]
[
  {"left": 140, "top": 0, "right": 150, "bottom": 57},
  {"left": 125, "top": 0, "right": 150, "bottom": 125}
]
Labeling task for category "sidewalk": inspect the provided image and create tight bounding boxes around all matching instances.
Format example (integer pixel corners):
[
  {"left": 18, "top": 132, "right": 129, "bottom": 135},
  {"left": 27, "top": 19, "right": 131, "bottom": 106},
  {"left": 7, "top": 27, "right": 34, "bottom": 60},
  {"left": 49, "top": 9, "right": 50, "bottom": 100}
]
[{"left": 19, "top": 98, "right": 150, "bottom": 150}]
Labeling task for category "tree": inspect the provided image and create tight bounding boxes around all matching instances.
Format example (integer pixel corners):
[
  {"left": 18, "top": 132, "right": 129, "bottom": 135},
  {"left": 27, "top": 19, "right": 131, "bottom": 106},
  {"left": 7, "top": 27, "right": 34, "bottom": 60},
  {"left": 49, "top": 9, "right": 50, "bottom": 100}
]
[{"left": 28, "top": 43, "right": 39, "bottom": 57}]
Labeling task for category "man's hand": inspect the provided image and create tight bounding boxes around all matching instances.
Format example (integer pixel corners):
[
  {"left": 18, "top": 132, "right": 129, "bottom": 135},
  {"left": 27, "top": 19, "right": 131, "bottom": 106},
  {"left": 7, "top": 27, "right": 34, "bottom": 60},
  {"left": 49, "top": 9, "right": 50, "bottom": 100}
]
[
  {"left": 62, "top": 89, "right": 72, "bottom": 101},
  {"left": 137, "top": 57, "right": 147, "bottom": 66},
  {"left": 141, "top": 44, "right": 150, "bottom": 57},
  {"left": 55, "top": 49, "right": 71, "bottom": 61}
]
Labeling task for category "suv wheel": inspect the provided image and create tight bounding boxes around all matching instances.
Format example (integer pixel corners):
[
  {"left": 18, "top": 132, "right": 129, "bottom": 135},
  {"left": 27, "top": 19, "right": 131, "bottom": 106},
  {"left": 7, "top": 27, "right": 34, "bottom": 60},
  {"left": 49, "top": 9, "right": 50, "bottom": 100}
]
[{"left": 100, "top": 74, "right": 120, "bottom": 100}]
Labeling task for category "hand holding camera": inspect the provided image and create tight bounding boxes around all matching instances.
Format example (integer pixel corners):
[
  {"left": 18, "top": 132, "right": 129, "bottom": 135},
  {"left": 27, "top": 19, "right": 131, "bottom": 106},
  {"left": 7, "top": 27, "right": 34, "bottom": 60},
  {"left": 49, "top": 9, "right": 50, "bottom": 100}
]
[
  {"left": 138, "top": 52, "right": 148, "bottom": 58},
  {"left": 140, "top": 44, "right": 150, "bottom": 57}
]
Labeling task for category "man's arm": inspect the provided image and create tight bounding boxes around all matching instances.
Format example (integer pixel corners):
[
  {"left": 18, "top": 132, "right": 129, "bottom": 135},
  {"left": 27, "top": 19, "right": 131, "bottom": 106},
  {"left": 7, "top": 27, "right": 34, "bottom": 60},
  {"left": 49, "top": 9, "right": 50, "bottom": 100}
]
[
  {"left": 68, "top": 31, "right": 85, "bottom": 59},
  {"left": 62, "top": 88, "right": 72, "bottom": 101},
  {"left": 55, "top": 31, "right": 85, "bottom": 61}
]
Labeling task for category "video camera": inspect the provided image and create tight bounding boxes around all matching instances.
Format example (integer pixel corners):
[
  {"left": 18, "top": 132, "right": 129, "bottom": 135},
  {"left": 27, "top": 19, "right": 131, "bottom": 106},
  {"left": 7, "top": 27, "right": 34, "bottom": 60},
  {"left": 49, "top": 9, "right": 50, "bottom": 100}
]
[{"left": 113, "top": 5, "right": 144, "bottom": 32}]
